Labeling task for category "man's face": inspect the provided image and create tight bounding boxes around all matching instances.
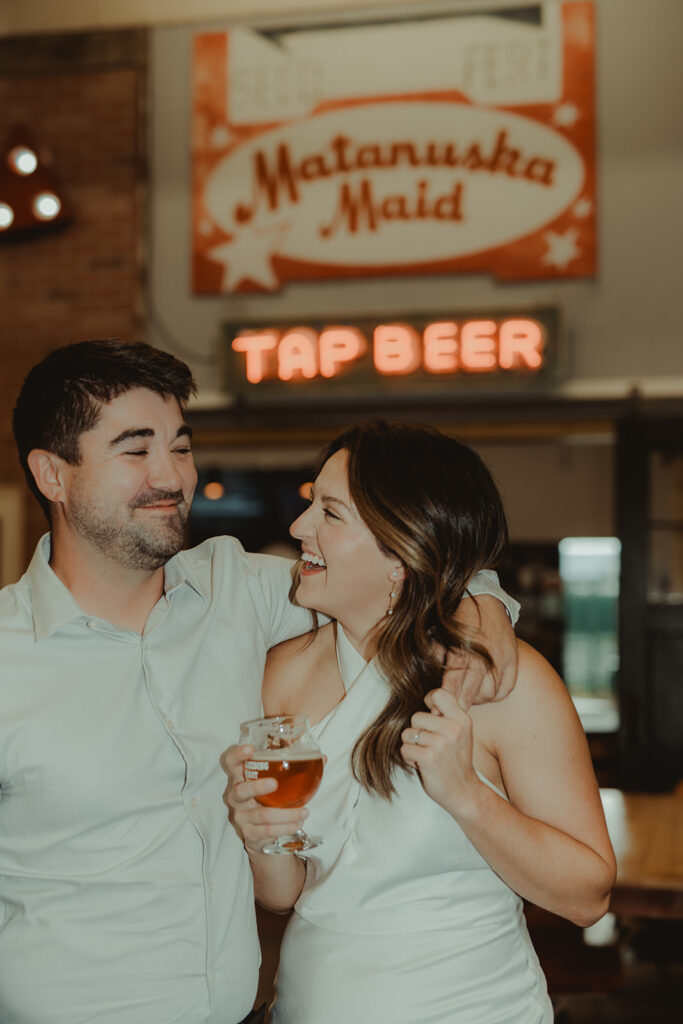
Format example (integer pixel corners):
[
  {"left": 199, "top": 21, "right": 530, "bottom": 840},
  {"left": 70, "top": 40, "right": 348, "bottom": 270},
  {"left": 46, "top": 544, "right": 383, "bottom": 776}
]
[{"left": 59, "top": 388, "right": 197, "bottom": 571}]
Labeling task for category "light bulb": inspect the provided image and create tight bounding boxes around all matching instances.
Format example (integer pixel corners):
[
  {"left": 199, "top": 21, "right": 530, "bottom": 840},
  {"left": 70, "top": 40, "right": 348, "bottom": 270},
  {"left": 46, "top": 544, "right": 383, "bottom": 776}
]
[
  {"left": 0, "top": 203, "right": 14, "bottom": 229},
  {"left": 8, "top": 146, "right": 38, "bottom": 175},
  {"left": 32, "top": 192, "right": 61, "bottom": 221},
  {"left": 203, "top": 481, "right": 225, "bottom": 500}
]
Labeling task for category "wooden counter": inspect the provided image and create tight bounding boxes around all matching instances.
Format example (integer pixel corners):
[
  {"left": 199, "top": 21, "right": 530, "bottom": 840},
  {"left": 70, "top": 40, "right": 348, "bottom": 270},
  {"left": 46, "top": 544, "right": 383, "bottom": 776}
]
[{"left": 601, "top": 787, "right": 683, "bottom": 919}]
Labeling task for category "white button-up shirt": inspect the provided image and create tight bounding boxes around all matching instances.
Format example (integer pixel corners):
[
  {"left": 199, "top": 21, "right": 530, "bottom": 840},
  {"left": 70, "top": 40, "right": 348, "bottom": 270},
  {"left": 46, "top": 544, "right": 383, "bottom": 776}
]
[
  {"left": 0, "top": 534, "right": 312, "bottom": 1024},
  {"left": 0, "top": 535, "right": 517, "bottom": 1024}
]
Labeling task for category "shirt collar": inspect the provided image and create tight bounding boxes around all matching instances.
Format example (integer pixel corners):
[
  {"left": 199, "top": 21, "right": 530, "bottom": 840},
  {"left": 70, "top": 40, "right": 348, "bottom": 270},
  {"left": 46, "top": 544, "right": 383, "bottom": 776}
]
[
  {"left": 27, "top": 534, "right": 208, "bottom": 641},
  {"left": 27, "top": 534, "right": 86, "bottom": 641},
  {"left": 163, "top": 547, "right": 209, "bottom": 601}
]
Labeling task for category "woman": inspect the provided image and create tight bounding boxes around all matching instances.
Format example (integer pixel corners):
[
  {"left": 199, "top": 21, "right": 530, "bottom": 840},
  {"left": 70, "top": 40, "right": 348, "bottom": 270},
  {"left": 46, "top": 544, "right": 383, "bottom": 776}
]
[{"left": 223, "top": 420, "right": 616, "bottom": 1024}]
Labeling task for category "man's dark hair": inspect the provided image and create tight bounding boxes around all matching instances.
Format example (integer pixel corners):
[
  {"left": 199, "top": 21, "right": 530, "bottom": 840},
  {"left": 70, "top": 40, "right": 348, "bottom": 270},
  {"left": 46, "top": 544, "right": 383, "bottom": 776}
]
[{"left": 12, "top": 339, "right": 197, "bottom": 519}]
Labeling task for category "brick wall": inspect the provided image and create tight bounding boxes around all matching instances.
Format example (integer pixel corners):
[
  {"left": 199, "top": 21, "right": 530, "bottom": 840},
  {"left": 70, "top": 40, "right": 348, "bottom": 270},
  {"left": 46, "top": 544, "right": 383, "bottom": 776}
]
[{"left": 0, "top": 30, "right": 147, "bottom": 568}]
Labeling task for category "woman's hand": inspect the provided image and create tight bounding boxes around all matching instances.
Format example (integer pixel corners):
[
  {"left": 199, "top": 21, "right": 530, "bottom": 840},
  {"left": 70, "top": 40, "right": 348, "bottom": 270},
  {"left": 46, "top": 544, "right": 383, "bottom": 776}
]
[
  {"left": 220, "top": 743, "right": 309, "bottom": 854},
  {"left": 403, "top": 644, "right": 617, "bottom": 928},
  {"left": 400, "top": 688, "right": 485, "bottom": 815},
  {"left": 220, "top": 744, "right": 308, "bottom": 913}
]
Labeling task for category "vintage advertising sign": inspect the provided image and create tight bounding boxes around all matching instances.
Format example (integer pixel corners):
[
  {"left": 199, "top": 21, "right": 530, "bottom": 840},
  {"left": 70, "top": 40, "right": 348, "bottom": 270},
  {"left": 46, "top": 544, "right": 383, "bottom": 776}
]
[
  {"left": 224, "top": 308, "right": 562, "bottom": 401},
  {"left": 193, "top": 2, "right": 595, "bottom": 293}
]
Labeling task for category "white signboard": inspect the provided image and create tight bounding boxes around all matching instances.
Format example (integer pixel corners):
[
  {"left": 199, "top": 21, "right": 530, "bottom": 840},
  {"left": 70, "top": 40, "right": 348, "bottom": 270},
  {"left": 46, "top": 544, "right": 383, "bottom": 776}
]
[{"left": 192, "top": 3, "right": 596, "bottom": 292}]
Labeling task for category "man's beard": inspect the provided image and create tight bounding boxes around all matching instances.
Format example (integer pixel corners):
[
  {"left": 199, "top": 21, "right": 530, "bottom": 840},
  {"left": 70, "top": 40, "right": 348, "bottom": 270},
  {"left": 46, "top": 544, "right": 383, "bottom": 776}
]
[{"left": 70, "top": 489, "right": 190, "bottom": 571}]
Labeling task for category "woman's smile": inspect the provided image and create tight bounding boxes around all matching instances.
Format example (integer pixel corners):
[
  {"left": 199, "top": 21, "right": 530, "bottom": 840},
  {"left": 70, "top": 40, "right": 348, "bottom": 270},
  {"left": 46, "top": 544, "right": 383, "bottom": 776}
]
[{"left": 289, "top": 450, "right": 398, "bottom": 647}]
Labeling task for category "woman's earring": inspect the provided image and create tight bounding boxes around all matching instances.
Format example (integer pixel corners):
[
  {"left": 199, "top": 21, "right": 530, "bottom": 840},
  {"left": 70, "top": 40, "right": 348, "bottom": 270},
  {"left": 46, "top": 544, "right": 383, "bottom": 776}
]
[{"left": 387, "top": 567, "right": 401, "bottom": 615}]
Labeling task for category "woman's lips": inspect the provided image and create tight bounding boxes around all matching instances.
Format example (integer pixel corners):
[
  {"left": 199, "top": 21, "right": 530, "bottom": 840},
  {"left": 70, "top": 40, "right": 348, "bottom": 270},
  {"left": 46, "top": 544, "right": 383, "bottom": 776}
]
[{"left": 300, "top": 560, "right": 326, "bottom": 576}]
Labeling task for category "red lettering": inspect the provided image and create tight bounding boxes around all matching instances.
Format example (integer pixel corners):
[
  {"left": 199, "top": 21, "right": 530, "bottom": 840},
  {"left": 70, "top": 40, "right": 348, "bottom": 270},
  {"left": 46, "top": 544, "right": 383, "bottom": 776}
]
[
  {"left": 231, "top": 317, "right": 547, "bottom": 385},
  {"left": 319, "top": 328, "right": 366, "bottom": 378},
  {"left": 433, "top": 182, "right": 464, "bottom": 221},
  {"left": 498, "top": 319, "right": 544, "bottom": 369},
  {"left": 423, "top": 322, "right": 458, "bottom": 373},
  {"left": 459, "top": 321, "right": 497, "bottom": 371},
  {"left": 319, "top": 179, "right": 378, "bottom": 238},
  {"left": 278, "top": 329, "right": 318, "bottom": 380},
  {"left": 237, "top": 144, "right": 299, "bottom": 223},
  {"left": 232, "top": 333, "right": 278, "bottom": 383},
  {"left": 374, "top": 324, "right": 421, "bottom": 375}
]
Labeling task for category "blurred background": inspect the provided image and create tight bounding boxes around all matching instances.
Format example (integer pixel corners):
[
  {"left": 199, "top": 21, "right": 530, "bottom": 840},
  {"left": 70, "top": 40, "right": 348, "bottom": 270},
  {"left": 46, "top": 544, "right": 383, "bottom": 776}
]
[{"left": 0, "top": 1, "right": 681, "bottom": 1018}]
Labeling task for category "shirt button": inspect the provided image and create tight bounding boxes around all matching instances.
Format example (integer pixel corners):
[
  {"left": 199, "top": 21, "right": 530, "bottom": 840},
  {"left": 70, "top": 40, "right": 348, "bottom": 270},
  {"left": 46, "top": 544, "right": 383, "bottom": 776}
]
[
  {"left": 167, "top": 720, "right": 175, "bottom": 731},
  {"left": 191, "top": 797, "right": 198, "bottom": 807},
  {"left": 211, "top": 970, "right": 216, "bottom": 982},
  {"left": 209, "top": 880, "right": 215, "bottom": 892}
]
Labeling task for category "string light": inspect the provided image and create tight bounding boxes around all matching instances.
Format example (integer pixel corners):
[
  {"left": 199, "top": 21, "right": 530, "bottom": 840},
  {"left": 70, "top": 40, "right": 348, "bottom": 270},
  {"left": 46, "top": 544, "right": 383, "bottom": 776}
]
[
  {"left": 32, "top": 192, "right": 62, "bottom": 221},
  {"left": 0, "top": 203, "right": 14, "bottom": 229},
  {"left": 7, "top": 146, "right": 38, "bottom": 176},
  {"left": 0, "top": 125, "right": 70, "bottom": 238}
]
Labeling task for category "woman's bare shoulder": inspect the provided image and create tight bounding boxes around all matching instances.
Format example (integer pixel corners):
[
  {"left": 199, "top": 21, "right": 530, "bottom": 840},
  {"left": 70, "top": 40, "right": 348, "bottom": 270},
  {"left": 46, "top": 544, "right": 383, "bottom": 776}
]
[
  {"left": 471, "top": 639, "right": 579, "bottom": 744},
  {"left": 263, "top": 623, "right": 341, "bottom": 720},
  {"left": 266, "top": 630, "right": 319, "bottom": 667},
  {"left": 511, "top": 639, "right": 577, "bottom": 712}
]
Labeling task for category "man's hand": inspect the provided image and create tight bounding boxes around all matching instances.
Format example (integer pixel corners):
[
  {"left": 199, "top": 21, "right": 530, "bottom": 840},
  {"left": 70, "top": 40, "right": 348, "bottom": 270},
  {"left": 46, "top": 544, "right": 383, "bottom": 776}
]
[{"left": 446, "top": 594, "right": 518, "bottom": 710}]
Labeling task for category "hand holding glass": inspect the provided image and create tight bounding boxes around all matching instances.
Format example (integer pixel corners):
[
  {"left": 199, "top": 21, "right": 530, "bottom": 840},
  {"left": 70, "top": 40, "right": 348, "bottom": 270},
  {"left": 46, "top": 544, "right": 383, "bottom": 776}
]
[{"left": 239, "top": 715, "right": 324, "bottom": 854}]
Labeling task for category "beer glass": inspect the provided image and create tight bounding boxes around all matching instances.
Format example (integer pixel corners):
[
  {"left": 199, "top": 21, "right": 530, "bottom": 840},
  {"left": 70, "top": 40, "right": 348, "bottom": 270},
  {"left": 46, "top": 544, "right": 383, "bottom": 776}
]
[{"left": 240, "top": 715, "right": 324, "bottom": 854}]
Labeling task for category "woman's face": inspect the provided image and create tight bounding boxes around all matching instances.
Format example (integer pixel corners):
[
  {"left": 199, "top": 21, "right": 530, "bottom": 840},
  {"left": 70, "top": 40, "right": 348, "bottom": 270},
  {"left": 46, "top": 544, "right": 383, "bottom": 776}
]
[{"left": 289, "top": 449, "right": 400, "bottom": 646}]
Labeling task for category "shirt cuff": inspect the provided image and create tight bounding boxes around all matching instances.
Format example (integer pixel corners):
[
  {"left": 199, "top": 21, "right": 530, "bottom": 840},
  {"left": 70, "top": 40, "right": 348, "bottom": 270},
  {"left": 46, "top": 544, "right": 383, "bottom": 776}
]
[{"left": 466, "top": 569, "right": 520, "bottom": 626}]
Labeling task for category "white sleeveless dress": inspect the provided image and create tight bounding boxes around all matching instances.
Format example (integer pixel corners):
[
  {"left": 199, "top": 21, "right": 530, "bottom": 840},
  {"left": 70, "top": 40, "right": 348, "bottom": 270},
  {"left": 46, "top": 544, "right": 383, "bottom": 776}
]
[{"left": 270, "top": 627, "right": 553, "bottom": 1024}]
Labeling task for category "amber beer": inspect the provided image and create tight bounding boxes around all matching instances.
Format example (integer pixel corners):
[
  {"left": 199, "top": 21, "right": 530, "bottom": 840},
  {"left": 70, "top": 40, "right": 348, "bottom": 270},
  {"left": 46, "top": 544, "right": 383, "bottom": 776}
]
[
  {"left": 240, "top": 716, "right": 324, "bottom": 853},
  {"left": 245, "top": 753, "right": 324, "bottom": 808}
]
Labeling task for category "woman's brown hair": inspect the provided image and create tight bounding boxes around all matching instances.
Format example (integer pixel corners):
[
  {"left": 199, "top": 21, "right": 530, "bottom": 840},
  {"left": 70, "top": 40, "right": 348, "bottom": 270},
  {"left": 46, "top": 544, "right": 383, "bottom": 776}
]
[{"left": 306, "top": 419, "right": 509, "bottom": 799}]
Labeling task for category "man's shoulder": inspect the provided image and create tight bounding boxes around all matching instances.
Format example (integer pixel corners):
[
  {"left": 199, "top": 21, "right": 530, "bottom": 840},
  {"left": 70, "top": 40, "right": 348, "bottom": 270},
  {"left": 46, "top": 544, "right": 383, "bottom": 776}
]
[
  {"left": 172, "top": 536, "right": 295, "bottom": 607},
  {"left": 177, "top": 534, "right": 244, "bottom": 567},
  {"left": 176, "top": 535, "right": 291, "bottom": 576},
  {"left": 173, "top": 534, "right": 249, "bottom": 581}
]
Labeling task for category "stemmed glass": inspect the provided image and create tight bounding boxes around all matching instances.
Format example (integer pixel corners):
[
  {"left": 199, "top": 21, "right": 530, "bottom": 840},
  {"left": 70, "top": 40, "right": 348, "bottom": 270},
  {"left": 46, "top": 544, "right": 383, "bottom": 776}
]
[{"left": 239, "top": 715, "right": 324, "bottom": 854}]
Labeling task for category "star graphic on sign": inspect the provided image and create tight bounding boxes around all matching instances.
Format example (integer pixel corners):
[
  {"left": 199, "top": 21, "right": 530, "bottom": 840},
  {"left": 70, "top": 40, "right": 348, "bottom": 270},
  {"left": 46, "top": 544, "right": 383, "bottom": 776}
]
[
  {"left": 210, "top": 123, "right": 235, "bottom": 149},
  {"left": 542, "top": 227, "right": 581, "bottom": 269},
  {"left": 573, "top": 197, "right": 593, "bottom": 218},
  {"left": 208, "top": 221, "right": 290, "bottom": 291},
  {"left": 552, "top": 103, "right": 580, "bottom": 128}
]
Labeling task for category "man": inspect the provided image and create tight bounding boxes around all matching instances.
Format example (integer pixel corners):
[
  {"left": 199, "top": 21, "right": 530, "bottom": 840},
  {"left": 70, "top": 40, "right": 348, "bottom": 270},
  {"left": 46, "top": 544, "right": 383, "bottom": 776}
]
[{"left": 0, "top": 340, "right": 518, "bottom": 1024}]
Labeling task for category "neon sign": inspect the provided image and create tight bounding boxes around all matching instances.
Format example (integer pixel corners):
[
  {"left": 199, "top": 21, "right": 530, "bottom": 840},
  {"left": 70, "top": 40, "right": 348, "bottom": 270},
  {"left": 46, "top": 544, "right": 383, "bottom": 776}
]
[{"left": 227, "top": 311, "right": 557, "bottom": 390}]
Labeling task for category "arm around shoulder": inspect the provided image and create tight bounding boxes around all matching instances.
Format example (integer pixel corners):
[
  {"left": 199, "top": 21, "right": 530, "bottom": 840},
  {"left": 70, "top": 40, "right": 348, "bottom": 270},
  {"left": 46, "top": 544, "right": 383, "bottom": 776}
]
[
  {"left": 453, "top": 573, "right": 519, "bottom": 707},
  {"left": 247, "top": 550, "right": 315, "bottom": 647}
]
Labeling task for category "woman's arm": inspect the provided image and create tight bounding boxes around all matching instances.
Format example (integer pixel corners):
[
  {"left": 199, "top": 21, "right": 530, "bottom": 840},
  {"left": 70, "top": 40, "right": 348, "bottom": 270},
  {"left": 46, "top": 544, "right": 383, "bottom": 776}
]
[
  {"left": 220, "top": 742, "right": 306, "bottom": 913},
  {"left": 219, "top": 632, "right": 337, "bottom": 914},
  {"left": 401, "top": 641, "right": 616, "bottom": 927}
]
